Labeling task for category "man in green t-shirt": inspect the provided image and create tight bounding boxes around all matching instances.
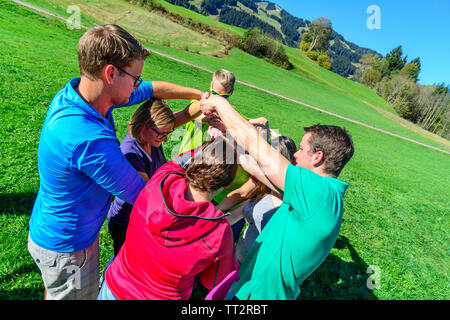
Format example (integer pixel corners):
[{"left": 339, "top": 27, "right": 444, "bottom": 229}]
[{"left": 200, "top": 95, "right": 354, "bottom": 300}]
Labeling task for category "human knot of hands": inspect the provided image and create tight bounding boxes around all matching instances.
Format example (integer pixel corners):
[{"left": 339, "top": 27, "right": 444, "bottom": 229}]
[
  {"left": 200, "top": 93, "right": 229, "bottom": 138},
  {"left": 200, "top": 92, "right": 227, "bottom": 117}
]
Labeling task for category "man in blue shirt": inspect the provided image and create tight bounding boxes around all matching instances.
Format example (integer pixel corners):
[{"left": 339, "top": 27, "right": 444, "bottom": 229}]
[{"left": 27, "top": 24, "right": 205, "bottom": 300}]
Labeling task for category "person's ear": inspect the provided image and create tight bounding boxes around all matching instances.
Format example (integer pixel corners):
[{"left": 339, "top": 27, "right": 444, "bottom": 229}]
[
  {"left": 313, "top": 150, "right": 324, "bottom": 167},
  {"left": 103, "top": 64, "right": 115, "bottom": 85}
]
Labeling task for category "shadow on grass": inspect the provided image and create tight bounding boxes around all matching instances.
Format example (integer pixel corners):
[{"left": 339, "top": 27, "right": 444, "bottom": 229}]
[
  {"left": 0, "top": 261, "right": 43, "bottom": 300},
  {"left": 298, "top": 235, "right": 378, "bottom": 300},
  {"left": 0, "top": 288, "right": 43, "bottom": 300},
  {"left": 0, "top": 192, "right": 36, "bottom": 216},
  {"left": 191, "top": 235, "right": 378, "bottom": 301}
]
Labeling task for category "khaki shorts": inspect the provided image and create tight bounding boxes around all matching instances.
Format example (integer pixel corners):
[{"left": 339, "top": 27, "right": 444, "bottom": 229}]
[{"left": 28, "top": 234, "right": 100, "bottom": 300}]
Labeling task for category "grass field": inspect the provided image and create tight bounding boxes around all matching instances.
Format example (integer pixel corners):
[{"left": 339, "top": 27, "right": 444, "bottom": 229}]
[{"left": 0, "top": 0, "right": 449, "bottom": 300}]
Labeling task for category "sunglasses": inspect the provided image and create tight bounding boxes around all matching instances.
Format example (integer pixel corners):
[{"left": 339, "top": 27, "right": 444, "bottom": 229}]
[
  {"left": 113, "top": 64, "right": 143, "bottom": 88},
  {"left": 210, "top": 86, "right": 233, "bottom": 99},
  {"left": 151, "top": 127, "right": 172, "bottom": 138}
]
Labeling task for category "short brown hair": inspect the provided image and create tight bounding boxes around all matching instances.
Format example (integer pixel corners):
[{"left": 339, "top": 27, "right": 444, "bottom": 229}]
[
  {"left": 304, "top": 124, "right": 354, "bottom": 177},
  {"left": 78, "top": 24, "right": 150, "bottom": 80},
  {"left": 212, "top": 69, "right": 236, "bottom": 92},
  {"left": 128, "top": 98, "right": 175, "bottom": 143},
  {"left": 185, "top": 139, "right": 238, "bottom": 193}
]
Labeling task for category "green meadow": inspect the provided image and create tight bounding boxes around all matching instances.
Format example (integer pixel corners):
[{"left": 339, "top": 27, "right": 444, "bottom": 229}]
[{"left": 0, "top": 0, "right": 449, "bottom": 300}]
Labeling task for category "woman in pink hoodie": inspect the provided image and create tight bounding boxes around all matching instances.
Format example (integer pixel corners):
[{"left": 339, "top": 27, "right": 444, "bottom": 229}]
[{"left": 99, "top": 138, "right": 238, "bottom": 300}]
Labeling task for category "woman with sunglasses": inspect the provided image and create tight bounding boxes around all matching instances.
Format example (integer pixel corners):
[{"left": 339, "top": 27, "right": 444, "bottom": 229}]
[{"left": 107, "top": 98, "right": 202, "bottom": 257}]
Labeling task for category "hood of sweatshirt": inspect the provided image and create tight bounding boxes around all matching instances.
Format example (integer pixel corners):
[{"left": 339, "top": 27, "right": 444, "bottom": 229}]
[{"left": 144, "top": 161, "right": 229, "bottom": 248}]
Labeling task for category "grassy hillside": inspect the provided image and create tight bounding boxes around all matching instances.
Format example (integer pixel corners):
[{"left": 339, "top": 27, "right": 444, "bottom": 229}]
[
  {"left": 18, "top": 0, "right": 226, "bottom": 54},
  {"left": 0, "top": 0, "right": 449, "bottom": 300},
  {"left": 147, "top": 43, "right": 450, "bottom": 151},
  {"left": 179, "top": 0, "right": 380, "bottom": 78},
  {"left": 22, "top": 0, "right": 450, "bottom": 151}
]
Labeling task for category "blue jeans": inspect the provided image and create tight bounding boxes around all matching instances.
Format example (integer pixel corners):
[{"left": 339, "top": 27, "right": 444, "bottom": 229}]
[
  {"left": 97, "top": 279, "right": 117, "bottom": 300},
  {"left": 231, "top": 218, "right": 245, "bottom": 243},
  {"left": 97, "top": 255, "right": 117, "bottom": 300}
]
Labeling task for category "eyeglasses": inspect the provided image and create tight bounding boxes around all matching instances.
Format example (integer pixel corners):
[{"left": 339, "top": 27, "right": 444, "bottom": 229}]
[
  {"left": 210, "top": 86, "right": 233, "bottom": 99},
  {"left": 151, "top": 127, "right": 172, "bottom": 138},
  {"left": 113, "top": 64, "right": 143, "bottom": 88}
]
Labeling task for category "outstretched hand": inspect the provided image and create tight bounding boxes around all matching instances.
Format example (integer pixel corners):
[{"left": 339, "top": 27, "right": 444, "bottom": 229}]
[
  {"left": 200, "top": 94, "right": 227, "bottom": 116},
  {"left": 201, "top": 91, "right": 210, "bottom": 101}
]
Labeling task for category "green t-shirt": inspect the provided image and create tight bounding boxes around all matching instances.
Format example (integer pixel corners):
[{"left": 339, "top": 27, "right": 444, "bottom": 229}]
[
  {"left": 212, "top": 166, "right": 249, "bottom": 206},
  {"left": 177, "top": 106, "right": 250, "bottom": 204},
  {"left": 178, "top": 120, "right": 210, "bottom": 155},
  {"left": 232, "top": 164, "right": 349, "bottom": 300}
]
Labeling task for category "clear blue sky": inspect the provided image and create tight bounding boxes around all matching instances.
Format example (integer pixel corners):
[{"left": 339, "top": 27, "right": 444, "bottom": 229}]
[{"left": 271, "top": 0, "right": 450, "bottom": 86}]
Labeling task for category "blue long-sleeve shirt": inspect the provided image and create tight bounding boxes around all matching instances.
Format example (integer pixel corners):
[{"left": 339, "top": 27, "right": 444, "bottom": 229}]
[{"left": 29, "top": 77, "right": 153, "bottom": 252}]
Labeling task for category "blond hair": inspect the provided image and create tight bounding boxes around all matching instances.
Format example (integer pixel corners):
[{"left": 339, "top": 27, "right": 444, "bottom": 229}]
[
  {"left": 128, "top": 98, "right": 175, "bottom": 143},
  {"left": 78, "top": 24, "right": 150, "bottom": 80},
  {"left": 212, "top": 69, "right": 236, "bottom": 92}
]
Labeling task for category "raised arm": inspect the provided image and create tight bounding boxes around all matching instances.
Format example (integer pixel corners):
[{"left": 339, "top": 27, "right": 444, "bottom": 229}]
[
  {"left": 215, "top": 178, "right": 257, "bottom": 212},
  {"left": 152, "top": 81, "right": 204, "bottom": 100},
  {"left": 225, "top": 200, "right": 250, "bottom": 226},
  {"left": 238, "top": 154, "right": 283, "bottom": 197},
  {"left": 201, "top": 95, "right": 290, "bottom": 192},
  {"left": 173, "top": 101, "right": 202, "bottom": 128}
]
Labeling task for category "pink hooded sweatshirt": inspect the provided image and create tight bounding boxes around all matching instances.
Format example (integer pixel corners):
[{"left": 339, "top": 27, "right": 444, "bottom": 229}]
[{"left": 105, "top": 156, "right": 235, "bottom": 300}]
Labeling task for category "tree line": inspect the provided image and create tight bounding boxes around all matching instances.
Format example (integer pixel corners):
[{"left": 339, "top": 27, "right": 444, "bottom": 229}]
[
  {"left": 299, "top": 17, "right": 332, "bottom": 70},
  {"left": 238, "top": 27, "right": 292, "bottom": 70},
  {"left": 166, "top": 1, "right": 372, "bottom": 79},
  {"left": 167, "top": 0, "right": 387, "bottom": 80},
  {"left": 299, "top": 17, "right": 449, "bottom": 138},
  {"left": 356, "top": 46, "right": 449, "bottom": 138},
  {"left": 218, "top": 6, "right": 284, "bottom": 42}
]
